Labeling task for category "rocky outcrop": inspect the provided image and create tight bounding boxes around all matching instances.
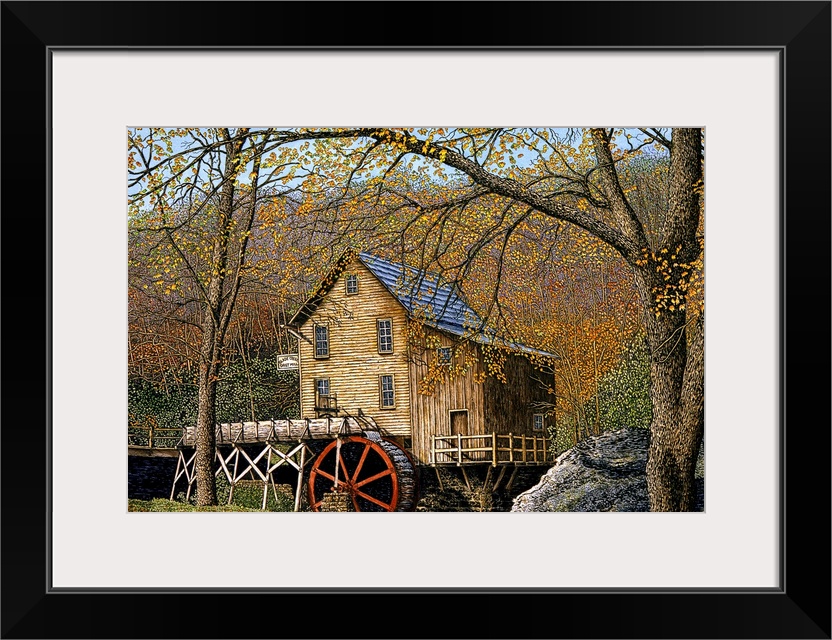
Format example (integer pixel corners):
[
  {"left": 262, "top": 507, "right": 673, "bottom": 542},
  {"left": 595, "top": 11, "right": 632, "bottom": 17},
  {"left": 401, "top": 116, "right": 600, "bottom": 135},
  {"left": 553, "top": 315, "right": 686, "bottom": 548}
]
[{"left": 511, "top": 428, "right": 704, "bottom": 512}]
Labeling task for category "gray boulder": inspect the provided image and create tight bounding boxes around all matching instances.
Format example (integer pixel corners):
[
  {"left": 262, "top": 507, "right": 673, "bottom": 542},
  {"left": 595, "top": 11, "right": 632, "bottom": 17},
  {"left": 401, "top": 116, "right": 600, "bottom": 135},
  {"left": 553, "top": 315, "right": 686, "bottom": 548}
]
[{"left": 511, "top": 428, "right": 704, "bottom": 512}]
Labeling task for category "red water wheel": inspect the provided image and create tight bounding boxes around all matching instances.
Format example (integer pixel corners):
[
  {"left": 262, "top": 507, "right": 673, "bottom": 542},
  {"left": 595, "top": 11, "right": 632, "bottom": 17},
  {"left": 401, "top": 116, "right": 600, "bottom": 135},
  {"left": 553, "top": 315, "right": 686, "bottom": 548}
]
[{"left": 308, "top": 434, "right": 415, "bottom": 512}]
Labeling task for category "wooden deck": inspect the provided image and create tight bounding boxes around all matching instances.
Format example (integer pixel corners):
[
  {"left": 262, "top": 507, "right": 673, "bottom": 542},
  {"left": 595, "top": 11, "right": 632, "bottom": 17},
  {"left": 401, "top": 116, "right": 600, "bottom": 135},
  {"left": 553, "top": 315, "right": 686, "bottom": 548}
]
[{"left": 430, "top": 433, "right": 552, "bottom": 466}]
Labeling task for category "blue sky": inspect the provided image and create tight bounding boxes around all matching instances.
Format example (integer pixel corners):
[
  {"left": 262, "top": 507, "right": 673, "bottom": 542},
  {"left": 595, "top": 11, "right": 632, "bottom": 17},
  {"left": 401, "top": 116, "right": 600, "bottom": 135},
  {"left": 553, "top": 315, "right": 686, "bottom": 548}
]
[{"left": 128, "top": 127, "right": 671, "bottom": 208}]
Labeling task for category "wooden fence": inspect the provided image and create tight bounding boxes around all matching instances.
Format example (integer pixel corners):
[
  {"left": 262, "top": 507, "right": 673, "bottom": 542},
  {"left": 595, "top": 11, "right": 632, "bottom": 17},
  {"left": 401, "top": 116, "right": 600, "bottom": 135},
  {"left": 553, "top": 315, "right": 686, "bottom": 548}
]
[{"left": 128, "top": 425, "right": 182, "bottom": 450}]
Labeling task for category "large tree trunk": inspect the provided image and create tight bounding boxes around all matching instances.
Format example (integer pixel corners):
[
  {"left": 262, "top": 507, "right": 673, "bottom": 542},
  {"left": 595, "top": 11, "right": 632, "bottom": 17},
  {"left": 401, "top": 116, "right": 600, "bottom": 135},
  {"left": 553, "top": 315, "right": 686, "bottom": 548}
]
[
  {"left": 643, "top": 309, "right": 704, "bottom": 511},
  {"left": 193, "top": 130, "right": 248, "bottom": 506},
  {"left": 195, "top": 320, "right": 219, "bottom": 506},
  {"left": 642, "top": 127, "right": 704, "bottom": 511}
]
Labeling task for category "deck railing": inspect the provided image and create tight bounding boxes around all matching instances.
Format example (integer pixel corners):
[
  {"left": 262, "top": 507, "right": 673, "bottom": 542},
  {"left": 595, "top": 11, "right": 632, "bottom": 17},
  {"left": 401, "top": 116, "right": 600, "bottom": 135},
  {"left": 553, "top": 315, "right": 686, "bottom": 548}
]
[{"left": 430, "top": 433, "right": 552, "bottom": 466}]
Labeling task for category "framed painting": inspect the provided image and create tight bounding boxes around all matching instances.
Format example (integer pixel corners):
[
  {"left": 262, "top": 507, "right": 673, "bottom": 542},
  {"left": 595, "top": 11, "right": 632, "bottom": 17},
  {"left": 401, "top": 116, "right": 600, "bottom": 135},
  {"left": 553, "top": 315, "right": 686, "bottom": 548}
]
[{"left": 2, "top": 1, "right": 829, "bottom": 638}]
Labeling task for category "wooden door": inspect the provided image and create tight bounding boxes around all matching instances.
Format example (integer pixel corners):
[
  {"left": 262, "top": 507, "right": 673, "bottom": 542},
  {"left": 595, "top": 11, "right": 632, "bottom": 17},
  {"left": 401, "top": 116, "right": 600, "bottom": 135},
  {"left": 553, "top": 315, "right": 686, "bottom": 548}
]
[{"left": 450, "top": 410, "right": 468, "bottom": 435}]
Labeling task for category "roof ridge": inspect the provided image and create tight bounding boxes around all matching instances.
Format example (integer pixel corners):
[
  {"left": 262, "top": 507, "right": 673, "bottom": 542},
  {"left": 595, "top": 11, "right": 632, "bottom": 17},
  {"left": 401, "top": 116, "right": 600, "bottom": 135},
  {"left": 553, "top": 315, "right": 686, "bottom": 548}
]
[{"left": 290, "top": 249, "right": 558, "bottom": 361}]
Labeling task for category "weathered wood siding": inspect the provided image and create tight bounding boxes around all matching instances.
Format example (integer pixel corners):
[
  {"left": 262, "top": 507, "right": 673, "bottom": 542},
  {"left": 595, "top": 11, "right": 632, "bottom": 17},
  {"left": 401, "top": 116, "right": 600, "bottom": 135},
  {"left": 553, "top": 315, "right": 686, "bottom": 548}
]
[
  {"left": 408, "top": 328, "right": 485, "bottom": 463},
  {"left": 298, "top": 259, "right": 411, "bottom": 437},
  {"left": 483, "top": 353, "right": 552, "bottom": 437}
]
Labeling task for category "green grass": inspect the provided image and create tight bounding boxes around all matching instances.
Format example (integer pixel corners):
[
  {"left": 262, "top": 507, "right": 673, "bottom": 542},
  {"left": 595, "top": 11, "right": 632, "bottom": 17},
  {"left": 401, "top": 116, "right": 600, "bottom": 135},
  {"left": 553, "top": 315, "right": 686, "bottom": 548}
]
[
  {"left": 129, "top": 476, "right": 297, "bottom": 512},
  {"left": 128, "top": 498, "right": 263, "bottom": 512}
]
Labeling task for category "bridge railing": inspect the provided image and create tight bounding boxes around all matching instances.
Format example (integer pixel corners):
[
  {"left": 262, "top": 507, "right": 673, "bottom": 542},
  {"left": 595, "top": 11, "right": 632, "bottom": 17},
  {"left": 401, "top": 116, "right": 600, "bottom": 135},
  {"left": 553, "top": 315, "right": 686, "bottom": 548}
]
[{"left": 128, "top": 425, "right": 182, "bottom": 449}]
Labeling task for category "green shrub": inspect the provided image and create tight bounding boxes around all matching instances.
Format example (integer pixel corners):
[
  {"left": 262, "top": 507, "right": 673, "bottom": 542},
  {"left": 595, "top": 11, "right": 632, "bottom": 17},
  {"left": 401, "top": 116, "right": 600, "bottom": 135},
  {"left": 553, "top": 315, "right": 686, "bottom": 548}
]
[
  {"left": 213, "top": 357, "right": 300, "bottom": 422},
  {"left": 548, "top": 420, "right": 576, "bottom": 458},
  {"left": 128, "top": 355, "right": 300, "bottom": 438},
  {"left": 594, "top": 336, "right": 652, "bottom": 432},
  {"left": 170, "top": 471, "right": 294, "bottom": 512},
  {"left": 128, "top": 380, "right": 197, "bottom": 445},
  {"left": 548, "top": 337, "right": 652, "bottom": 458}
]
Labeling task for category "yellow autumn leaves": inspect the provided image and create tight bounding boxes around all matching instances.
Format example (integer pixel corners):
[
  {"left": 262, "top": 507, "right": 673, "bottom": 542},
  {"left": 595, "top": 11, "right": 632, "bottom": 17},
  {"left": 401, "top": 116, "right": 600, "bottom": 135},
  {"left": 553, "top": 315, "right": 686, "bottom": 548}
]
[{"left": 635, "top": 242, "right": 703, "bottom": 317}]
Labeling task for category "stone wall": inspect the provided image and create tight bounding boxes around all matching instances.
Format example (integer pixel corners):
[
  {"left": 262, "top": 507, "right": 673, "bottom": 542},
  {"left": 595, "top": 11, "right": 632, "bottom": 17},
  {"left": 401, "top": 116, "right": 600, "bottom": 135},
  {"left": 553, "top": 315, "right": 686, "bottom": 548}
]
[{"left": 319, "top": 491, "right": 354, "bottom": 512}]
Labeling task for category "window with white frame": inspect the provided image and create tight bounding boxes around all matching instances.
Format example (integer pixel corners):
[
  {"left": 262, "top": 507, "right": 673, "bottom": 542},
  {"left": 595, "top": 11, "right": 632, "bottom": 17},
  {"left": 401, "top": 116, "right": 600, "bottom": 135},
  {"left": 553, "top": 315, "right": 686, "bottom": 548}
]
[
  {"left": 380, "top": 374, "right": 395, "bottom": 408},
  {"left": 314, "top": 324, "right": 329, "bottom": 358},
  {"left": 533, "top": 413, "right": 545, "bottom": 431},
  {"left": 345, "top": 274, "right": 358, "bottom": 295},
  {"left": 377, "top": 319, "right": 393, "bottom": 353}
]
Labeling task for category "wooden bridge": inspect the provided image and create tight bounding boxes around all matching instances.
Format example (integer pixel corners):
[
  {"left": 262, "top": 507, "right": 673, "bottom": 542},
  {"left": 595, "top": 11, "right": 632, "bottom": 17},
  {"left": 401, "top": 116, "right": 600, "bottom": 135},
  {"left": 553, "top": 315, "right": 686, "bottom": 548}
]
[
  {"left": 128, "top": 426, "right": 181, "bottom": 457},
  {"left": 129, "top": 416, "right": 381, "bottom": 511}
]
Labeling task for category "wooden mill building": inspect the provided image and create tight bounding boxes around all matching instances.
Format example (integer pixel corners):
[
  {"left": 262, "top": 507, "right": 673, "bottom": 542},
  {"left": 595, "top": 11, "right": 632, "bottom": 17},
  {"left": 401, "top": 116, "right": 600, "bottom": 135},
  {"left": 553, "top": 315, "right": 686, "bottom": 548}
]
[{"left": 286, "top": 250, "right": 557, "bottom": 469}]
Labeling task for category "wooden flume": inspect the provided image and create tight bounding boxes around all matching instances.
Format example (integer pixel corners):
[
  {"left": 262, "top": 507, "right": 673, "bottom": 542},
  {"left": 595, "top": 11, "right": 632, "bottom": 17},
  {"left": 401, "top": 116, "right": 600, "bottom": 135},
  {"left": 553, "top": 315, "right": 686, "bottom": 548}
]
[{"left": 170, "top": 416, "right": 416, "bottom": 512}]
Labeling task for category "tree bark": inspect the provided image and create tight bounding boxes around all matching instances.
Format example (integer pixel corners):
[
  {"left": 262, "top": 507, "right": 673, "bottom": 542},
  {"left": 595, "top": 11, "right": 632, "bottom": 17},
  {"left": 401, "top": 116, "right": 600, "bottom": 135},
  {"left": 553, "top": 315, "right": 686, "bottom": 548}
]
[
  {"left": 638, "top": 307, "right": 704, "bottom": 511},
  {"left": 194, "top": 318, "right": 219, "bottom": 506},
  {"left": 640, "top": 128, "right": 704, "bottom": 511},
  {"left": 193, "top": 130, "right": 247, "bottom": 506}
]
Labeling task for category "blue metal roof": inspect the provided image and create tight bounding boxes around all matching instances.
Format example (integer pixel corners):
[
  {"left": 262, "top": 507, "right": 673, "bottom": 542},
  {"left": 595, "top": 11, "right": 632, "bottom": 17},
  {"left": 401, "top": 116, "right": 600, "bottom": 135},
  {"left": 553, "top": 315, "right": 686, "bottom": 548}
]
[
  {"left": 358, "top": 252, "right": 480, "bottom": 338},
  {"left": 358, "top": 252, "right": 558, "bottom": 360},
  {"left": 289, "top": 250, "right": 557, "bottom": 360}
]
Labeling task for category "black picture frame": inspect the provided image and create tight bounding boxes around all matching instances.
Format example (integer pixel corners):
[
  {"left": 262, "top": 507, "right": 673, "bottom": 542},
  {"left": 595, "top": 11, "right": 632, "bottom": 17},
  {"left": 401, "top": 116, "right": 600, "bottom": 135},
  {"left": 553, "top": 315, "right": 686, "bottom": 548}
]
[{"left": 2, "top": 2, "right": 829, "bottom": 638}]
